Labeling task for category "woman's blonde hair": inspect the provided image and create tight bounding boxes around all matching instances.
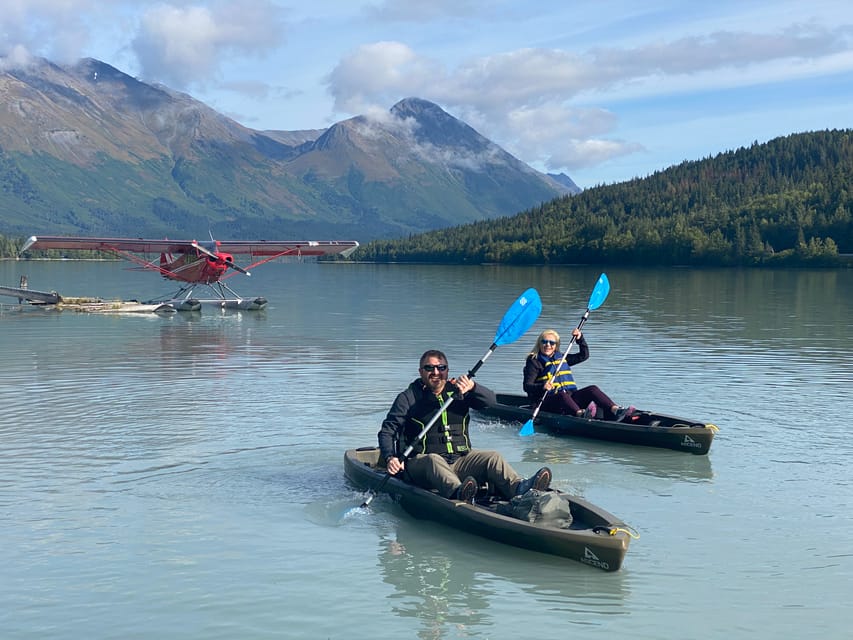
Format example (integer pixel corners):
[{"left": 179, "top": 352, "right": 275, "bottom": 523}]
[{"left": 528, "top": 329, "right": 560, "bottom": 357}]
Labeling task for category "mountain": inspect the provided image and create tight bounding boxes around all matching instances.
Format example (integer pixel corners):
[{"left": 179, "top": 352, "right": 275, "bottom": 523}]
[
  {"left": 547, "top": 172, "right": 580, "bottom": 192},
  {"left": 0, "top": 57, "right": 575, "bottom": 241}
]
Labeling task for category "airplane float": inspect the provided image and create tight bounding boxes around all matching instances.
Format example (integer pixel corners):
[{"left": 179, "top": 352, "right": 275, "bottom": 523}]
[{"left": 15, "top": 235, "right": 359, "bottom": 311}]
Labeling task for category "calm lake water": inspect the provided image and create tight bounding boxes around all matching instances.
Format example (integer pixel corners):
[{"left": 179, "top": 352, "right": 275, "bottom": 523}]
[{"left": 1, "top": 260, "right": 851, "bottom": 639}]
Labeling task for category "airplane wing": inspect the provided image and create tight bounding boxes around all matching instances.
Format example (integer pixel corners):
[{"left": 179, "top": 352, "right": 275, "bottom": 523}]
[
  {"left": 215, "top": 240, "right": 360, "bottom": 258},
  {"left": 21, "top": 236, "right": 359, "bottom": 258},
  {"left": 22, "top": 236, "right": 202, "bottom": 254}
]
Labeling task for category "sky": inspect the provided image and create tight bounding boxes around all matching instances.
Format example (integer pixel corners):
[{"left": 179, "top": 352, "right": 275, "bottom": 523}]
[{"left": 2, "top": 0, "right": 852, "bottom": 188}]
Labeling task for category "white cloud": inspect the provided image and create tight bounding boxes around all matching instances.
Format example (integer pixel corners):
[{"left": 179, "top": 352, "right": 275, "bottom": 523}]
[
  {"left": 323, "top": 21, "right": 853, "bottom": 176},
  {"left": 0, "top": 45, "right": 34, "bottom": 71},
  {"left": 502, "top": 104, "right": 638, "bottom": 171},
  {"left": 131, "top": 0, "right": 286, "bottom": 89},
  {"left": 327, "top": 41, "right": 442, "bottom": 114},
  {"left": 0, "top": 0, "right": 100, "bottom": 63},
  {"left": 587, "top": 24, "right": 853, "bottom": 77}
]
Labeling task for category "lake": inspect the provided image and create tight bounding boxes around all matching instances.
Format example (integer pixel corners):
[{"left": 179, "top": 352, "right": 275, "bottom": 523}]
[{"left": 1, "top": 260, "right": 851, "bottom": 639}]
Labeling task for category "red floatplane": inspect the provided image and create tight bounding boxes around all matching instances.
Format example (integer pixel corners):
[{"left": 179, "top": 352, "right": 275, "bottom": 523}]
[{"left": 19, "top": 235, "right": 359, "bottom": 311}]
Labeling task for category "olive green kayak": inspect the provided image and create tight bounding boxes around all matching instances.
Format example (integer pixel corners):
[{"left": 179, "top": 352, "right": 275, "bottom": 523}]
[
  {"left": 345, "top": 447, "right": 633, "bottom": 572},
  {"left": 477, "top": 393, "right": 718, "bottom": 455}
]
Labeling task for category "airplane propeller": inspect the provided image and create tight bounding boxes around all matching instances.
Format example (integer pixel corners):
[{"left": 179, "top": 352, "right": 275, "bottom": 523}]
[{"left": 191, "top": 241, "right": 251, "bottom": 276}]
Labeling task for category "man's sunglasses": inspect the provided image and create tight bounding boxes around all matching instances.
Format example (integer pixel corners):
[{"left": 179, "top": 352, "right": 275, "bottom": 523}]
[{"left": 421, "top": 364, "right": 448, "bottom": 372}]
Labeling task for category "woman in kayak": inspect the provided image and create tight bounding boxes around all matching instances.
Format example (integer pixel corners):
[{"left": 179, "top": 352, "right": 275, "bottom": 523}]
[{"left": 523, "top": 328, "right": 635, "bottom": 421}]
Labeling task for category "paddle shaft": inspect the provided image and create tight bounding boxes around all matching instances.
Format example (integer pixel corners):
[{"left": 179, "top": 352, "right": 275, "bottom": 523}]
[{"left": 360, "top": 344, "right": 497, "bottom": 508}]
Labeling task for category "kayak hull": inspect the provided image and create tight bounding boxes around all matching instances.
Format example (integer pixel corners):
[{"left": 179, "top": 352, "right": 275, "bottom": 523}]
[
  {"left": 345, "top": 447, "right": 631, "bottom": 572},
  {"left": 478, "top": 393, "right": 717, "bottom": 455}
]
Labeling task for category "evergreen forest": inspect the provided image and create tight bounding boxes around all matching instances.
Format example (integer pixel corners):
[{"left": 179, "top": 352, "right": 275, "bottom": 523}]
[{"left": 358, "top": 129, "right": 853, "bottom": 267}]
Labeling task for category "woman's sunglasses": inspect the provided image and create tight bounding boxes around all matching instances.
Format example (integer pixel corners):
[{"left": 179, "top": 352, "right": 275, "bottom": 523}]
[{"left": 540, "top": 339, "right": 557, "bottom": 346}]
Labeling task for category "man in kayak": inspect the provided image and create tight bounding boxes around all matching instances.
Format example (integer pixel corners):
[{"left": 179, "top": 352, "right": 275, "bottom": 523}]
[
  {"left": 379, "top": 349, "right": 551, "bottom": 503},
  {"left": 523, "top": 328, "right": 635, "bottom": 421}
]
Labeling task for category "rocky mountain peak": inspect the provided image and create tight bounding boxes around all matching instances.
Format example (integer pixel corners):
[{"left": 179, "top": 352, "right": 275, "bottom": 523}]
[
  {"left": 0, "top": 57, "right": 578, "bottom": 240},
  {"left": 390, "top": 97, "right": 489, "bottom": 152}
]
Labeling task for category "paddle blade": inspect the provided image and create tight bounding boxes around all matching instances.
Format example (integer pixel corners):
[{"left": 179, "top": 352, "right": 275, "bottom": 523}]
[
  {"left": 494, "top": 288, "right": 542, "bottom": 346},
  {"left": 519, "top": 419, "right": 535, "bottom": 437},
  {"left": 587, "top": 273, "right": 610, "bottom": 311}
]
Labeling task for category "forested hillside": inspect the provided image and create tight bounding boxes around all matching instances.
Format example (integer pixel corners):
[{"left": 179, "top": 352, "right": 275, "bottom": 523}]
[{"left": 357, "top": 130, "right": 853, "bottom": 267}]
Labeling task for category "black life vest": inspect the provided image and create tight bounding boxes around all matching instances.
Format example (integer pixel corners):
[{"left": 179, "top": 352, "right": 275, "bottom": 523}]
[{"left": 402, "top": 385, "right": 471, "bottom": 457}]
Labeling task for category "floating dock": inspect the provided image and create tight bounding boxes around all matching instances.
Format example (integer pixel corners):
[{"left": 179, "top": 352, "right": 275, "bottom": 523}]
[{"left": 0, "top": 284, "right": 196, "bottom": 313}]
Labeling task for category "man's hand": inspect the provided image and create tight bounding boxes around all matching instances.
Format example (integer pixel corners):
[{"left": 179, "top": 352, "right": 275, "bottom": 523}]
[
  {"left": 386, "top": 456, "right": 404, "bottom": 474},
  {"left": 452, "top": 374, "right": 475, "bottom": 394}
]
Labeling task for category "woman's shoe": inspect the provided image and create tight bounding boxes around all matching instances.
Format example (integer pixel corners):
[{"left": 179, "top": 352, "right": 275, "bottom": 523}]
[{"left": 614, "top": 405, "right": 636, "bottom": 422}]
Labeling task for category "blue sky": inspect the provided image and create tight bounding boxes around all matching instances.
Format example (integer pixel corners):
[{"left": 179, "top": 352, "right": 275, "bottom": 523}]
[{"left": 2, "top": 0, "right": 852, "bottom": 188}]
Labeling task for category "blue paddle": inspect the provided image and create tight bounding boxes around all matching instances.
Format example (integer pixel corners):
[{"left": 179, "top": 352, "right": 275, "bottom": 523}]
[
  {"left": 359, "top": 288, "right": 542, "bottom": 509},
  {"left": 519, "top": 273, "right": 611, "bottom": 436}
]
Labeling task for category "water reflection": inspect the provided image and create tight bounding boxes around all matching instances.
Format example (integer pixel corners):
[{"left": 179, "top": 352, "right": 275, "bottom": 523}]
[
  {"left": 598, "top": 268, "right": 851, "bottom": 343},
  {"left": 380, "top": 532, "right": 491, "bottom": 638},
  {"left": 516, "top": 440, "right": 714, "bottom": 482},
  {"left": 378, "top": 515, "right": 629, "bottom": 638}
]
